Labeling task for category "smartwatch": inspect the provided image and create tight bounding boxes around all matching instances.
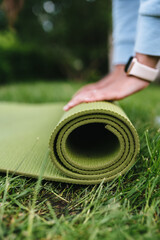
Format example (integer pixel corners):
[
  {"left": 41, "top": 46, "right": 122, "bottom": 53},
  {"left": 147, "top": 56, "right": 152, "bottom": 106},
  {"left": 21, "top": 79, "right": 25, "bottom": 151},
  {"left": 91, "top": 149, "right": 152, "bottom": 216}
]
[{"left": 125, "top": 56, "right": 159, "bottom": 82}]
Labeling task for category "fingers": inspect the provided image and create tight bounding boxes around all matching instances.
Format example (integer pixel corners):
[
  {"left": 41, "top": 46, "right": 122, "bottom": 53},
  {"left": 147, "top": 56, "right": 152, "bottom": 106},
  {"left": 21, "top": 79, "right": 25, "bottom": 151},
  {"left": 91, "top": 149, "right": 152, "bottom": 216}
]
[
  {"left": 63, "top": 89, "right": 114, "bottom": 111},
  {"left": 73, "top": 83, "right": 97, "bottom": 98},
  {"left": 63, "top": 90, "right": 95, "bottom": 111},
  {"left": 72, "top": 74, "right": 115, "bottom": 100}
]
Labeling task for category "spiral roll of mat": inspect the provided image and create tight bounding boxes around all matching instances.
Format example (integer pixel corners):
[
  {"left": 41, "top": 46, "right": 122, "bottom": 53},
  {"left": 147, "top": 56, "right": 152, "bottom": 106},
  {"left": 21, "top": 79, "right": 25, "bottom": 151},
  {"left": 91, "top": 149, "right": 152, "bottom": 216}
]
[
  {"left": 0, "top": 101, "right": 140, "bottom": 184},
  {"left": 49, "top": 101, "right": 140, "bottom": 184}
]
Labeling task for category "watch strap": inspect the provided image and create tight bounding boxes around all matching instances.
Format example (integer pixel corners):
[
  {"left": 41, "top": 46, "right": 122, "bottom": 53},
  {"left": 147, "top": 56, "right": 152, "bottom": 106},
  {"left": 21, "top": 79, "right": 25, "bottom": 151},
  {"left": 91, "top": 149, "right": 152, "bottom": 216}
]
[{"left": 127, "top": 58, "right": 159, "bottom": 82}]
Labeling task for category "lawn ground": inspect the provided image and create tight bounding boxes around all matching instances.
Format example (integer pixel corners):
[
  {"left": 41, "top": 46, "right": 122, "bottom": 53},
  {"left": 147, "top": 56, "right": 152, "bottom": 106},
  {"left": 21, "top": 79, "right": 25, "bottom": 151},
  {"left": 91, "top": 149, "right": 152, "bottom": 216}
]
[{"left": 0, "top": 81, "right": 160, "bottom": 240}]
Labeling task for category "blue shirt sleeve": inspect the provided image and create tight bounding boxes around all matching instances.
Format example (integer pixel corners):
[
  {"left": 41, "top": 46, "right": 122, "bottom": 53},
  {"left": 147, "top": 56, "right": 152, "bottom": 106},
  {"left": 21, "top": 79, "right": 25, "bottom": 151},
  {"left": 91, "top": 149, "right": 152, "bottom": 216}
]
[
  {"left": 135, "top": 0, "right": 160, "bottom": 56},
  {"left": 112, "top": 0, "right": 140, "bottom": 65}
]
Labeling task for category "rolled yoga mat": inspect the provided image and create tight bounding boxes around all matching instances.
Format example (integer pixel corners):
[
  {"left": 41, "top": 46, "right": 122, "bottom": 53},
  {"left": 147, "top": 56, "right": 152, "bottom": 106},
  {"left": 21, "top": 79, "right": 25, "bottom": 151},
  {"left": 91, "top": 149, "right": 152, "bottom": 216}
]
[{"left": 0, "top": 101, "right": 140, "bottom": 184}]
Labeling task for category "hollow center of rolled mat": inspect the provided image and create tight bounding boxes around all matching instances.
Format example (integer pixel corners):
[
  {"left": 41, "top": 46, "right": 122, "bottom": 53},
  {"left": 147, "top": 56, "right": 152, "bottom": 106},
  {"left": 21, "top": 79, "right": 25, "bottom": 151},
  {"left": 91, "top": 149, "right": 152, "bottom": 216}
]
[{"left": 65, "top": 123, "right": 121, "bottom": 169}]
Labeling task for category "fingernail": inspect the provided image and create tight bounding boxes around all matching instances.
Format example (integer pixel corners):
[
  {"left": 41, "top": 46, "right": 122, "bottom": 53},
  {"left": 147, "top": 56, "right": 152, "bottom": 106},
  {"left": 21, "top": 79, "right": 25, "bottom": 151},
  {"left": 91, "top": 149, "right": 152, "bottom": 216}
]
[
  {"left": 63, "top": 105, "right": 68, "bottom": 111},
  {"left": 84, "top": 98, "right": 90, "bottom": 101},
  {"left": 69, "top": 102, "right": 74, "bottom": 106}
]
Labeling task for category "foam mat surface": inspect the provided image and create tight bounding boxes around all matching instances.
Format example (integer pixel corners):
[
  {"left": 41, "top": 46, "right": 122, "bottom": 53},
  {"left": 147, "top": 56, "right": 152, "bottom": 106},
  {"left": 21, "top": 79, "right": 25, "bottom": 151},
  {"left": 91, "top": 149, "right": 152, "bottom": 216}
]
[{"left": 0, "top": 101, "right": 140, "bottom": 184}]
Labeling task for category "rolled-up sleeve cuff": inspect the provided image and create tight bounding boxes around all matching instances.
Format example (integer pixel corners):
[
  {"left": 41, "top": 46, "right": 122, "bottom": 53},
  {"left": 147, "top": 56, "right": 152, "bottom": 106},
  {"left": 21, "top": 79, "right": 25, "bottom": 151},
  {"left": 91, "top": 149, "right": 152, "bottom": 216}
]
[
  {"left": 135, "top": 15, "right": 160, "bottom": 56},
  {"left": 113, "top": 42, "right": 135, "bottom": 65}
]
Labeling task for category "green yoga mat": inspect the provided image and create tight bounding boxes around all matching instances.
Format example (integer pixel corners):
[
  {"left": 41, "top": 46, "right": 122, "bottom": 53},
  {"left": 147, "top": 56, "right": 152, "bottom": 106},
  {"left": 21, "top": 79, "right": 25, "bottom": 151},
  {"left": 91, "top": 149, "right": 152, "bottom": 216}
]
[{"left": 0, "top": 101, "right": 140, "bottom": 184}]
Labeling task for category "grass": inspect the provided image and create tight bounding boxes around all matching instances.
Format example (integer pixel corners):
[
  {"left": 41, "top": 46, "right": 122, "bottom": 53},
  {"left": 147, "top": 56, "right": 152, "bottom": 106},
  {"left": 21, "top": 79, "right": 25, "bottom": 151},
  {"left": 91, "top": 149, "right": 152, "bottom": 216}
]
[{"left": 0, "top": 80, "right": 160, "bottom": 240}]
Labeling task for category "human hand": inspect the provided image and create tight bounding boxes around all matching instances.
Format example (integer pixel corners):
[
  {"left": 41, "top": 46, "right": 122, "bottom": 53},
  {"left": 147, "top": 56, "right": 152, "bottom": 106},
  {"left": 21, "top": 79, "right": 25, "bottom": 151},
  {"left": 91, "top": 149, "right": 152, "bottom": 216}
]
[{"left": 63, "top": 64, "right": 149, "bottom": 111}]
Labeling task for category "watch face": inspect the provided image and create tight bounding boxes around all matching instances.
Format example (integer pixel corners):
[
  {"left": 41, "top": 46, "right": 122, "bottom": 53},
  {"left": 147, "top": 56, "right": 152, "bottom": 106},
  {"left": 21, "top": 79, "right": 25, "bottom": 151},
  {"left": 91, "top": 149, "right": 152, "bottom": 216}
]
[{"left": 125, "top": 56, "right": 134, "bottom": 73}]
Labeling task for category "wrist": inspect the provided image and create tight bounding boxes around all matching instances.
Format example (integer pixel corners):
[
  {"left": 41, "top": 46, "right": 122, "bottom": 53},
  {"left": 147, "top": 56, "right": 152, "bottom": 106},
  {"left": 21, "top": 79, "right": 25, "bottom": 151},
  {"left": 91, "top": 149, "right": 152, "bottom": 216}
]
[
  {"left": 114, "top": 64, "right": 125, "bottom": 73},
  {"left": 136, "top": 53, "right": 159, "bottom": 68},
  {"left": 125, "top": 56, "right": 159, "bottom": 82}
]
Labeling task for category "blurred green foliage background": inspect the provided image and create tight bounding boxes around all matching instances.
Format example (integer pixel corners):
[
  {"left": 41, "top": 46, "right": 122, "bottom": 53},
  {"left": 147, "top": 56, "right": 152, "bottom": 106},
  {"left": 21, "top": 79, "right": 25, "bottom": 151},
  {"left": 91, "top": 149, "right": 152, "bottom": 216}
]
[{"left": 0, "top": 0, "right": 112, "bottom": 83}]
